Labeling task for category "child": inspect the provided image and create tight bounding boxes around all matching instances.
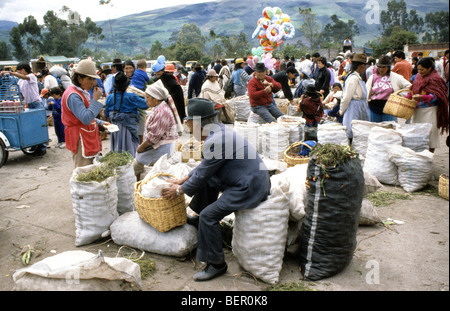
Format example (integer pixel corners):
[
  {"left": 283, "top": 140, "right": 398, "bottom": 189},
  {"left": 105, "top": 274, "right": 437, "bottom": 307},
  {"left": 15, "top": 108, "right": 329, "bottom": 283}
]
[
  {"left": 48, "top": 87, "right": 65, "bottom": 148},
  {"left": 323, "top": 82, "right": 343, "bottom": 123},
  {"left": 131, "top": 59, "right": 150, "bottom": 91},
  {"left": 297, "top": 84, "right": 324, "bottom": 127}
]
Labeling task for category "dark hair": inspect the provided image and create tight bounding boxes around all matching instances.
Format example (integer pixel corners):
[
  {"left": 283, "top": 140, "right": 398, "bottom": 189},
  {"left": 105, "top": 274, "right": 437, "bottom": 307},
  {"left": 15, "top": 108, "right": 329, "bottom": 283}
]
[
  {"left": 305, "top": 54, "right": 311, "bottom": 59},
  {"left": 393, "top": 51, "right": 405, "bottom": 59},
  {"left": 317, "top": 56, "right": 327, "bottom": 65},
  {"left": 350, "top": 61, "right": 365, "bottom": 73},
  {"left": 412, "top": 56, "right": 418, "bottom": 62},
  {"left": 16, "top": 62, "right": 32, "bottom": 74},
  {"left": 49, "top": 86, "right": 62, "bottom": 96},
  {"left": 71, "top": 72, "right": 87, "bottom": 87},
  {"left": 41, "top": 68, "right": 50, "bottom": 76},
  {"left": 286, "top": 67, "right": 298, "bottom": 74},
  {"left": 123, "top": 60, "right": 135, "bottom": 69},
  {"left": 376, "top": 65, "right": 391, "bottom": 75},
  {"left": 221, "top": 59, "right": 227, "bottom": 66},
  {"left": 332, "top": 83, "right": 342, "bottom": 90},
  {"left": 417, "top": 57, "right": 435, "bottom": 70}
]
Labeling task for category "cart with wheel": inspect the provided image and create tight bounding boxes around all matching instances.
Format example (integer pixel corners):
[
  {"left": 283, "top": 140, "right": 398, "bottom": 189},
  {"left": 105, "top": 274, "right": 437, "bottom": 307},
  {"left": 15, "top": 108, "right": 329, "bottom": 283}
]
[{"left": 0, "top": 75, "right": 49, "bottom": 168}]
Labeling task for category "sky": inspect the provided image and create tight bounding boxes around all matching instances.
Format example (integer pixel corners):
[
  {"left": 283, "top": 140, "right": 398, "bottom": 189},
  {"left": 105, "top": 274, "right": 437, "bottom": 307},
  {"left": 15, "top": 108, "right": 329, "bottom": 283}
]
[{"left": 0, "top": 0, "right": 217, "bottom": 23}]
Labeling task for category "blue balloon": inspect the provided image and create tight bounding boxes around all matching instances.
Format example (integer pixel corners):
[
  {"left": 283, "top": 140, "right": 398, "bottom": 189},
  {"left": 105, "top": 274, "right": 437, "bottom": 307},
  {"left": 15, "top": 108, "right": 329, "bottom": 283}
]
[{"left": 157, "top": 55, "right": 166, "bottom": 64}]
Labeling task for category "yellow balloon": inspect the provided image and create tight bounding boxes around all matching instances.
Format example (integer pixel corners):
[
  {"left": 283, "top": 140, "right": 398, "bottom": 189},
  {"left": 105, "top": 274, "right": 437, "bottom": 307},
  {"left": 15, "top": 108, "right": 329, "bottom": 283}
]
[{"left": 281, "top": 14, "right": 290, "bottom": 23}]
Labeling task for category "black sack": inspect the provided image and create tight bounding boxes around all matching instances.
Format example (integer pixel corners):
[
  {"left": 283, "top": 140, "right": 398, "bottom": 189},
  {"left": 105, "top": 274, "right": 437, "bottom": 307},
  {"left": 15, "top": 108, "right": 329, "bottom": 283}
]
[{"left": 298, "top": 155, "right": 364, "bottom": 281}]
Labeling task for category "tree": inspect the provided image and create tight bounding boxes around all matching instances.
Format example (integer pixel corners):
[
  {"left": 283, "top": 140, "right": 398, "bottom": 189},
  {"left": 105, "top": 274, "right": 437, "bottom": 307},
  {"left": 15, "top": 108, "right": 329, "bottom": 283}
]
[
  {"left": 219, "top": 32, "right": 250, "bottom": 58},
  {"left": 298, "top": 8, "right": 322, "bottom": 50},
  {"left": 9, "top": 26, "right": 27, "bottom": 61},
  {"left": 380, "top": 0, "right": 423, "bottom": 36},
  {"left": 368, "top": 26, "right": 418, "bottom": 57},
  {"left": 149, "top": 40, "right": 166, "bottom": 59},
  {"left": 423, "top": 10, "right": 449, "bottom": 43},
  {"left": 176, "top": 23, "right": 206, "bottom": 50},
  {"left": 321, "top": 15, "right": 359, "bottom": 47},
  {"left": 85, "top": 17, "right": 104, "bottom": 52},
  {"left": 0, "top": 41, "right": 12, "bottom": 60}
]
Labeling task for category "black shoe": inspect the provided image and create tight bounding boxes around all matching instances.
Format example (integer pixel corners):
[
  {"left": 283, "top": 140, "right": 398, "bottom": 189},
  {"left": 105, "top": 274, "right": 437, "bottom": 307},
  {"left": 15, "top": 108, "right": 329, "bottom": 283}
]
[
  {"left": 187, "top": 215, "right": 199, "bottom": 228},
  {"left": 193, "top": 263, "right": 227, "bottom": 282}
]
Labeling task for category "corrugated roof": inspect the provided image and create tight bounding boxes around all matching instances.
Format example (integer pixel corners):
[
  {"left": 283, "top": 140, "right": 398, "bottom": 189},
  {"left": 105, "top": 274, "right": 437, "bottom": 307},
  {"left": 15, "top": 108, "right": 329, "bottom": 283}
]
[{"left": 43, "top": 56, "right": 72, "bottom": 64}]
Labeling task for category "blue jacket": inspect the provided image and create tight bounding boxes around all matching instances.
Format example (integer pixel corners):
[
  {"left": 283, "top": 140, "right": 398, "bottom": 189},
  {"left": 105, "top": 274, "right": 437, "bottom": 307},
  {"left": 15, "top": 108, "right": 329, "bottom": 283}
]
[
  {"left": 105, "top": 91, "right": 148, "bottom": 117},
  {"left": 182, "top": 124, "right": 271, "bottom": 210}
]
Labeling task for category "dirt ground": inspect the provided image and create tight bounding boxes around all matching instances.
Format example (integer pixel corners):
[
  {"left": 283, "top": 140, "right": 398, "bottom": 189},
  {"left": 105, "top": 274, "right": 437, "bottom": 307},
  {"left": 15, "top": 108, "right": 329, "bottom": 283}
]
[{"left": 0, "top": 124, "right": 448, "bottom": 292}]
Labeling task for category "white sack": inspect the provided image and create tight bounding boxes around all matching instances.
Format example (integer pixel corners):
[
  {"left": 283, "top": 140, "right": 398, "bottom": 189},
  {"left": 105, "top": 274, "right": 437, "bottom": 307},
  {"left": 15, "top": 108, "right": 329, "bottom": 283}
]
[
  {"left": 232, "top": 96, "right": 251, "bottom": 121},
  {"left": 270, "top": 163, "right": 308, "bottom": 221},
  {"left": 359, "top": 198, "right": 382, "bottom": 225},
  {"left": 388, "top": 145, "right": 434, "bottom": 193},
  {"left": 111, "top": 211, "right": 197, "bottom": 257},
  {"left": 396, "top": 123, "right": 432, "bottom": 152},
  {"left": 13, "top": 250, "right": 141, "bottom": 291},
  {"left": 233, "top": 121, "right": 260, "bottom": 151},
  {"left": 363, "top": 127, "right": 403, "bottom": 185},
  {"left": 232, "top": 178, "right": 290, "bottom": 284},
  {"left": 352, "top": 120, "right": 398, "bottom": 158},
  {"left": 259, "top": 123, "right": 290, "bottom": 160},
  {"left": 70, "top": 164, "right": 119, "bottom": 246},
  {"left": 317, "top": 123, "right": 349, "bottom": 145},
  {"left": 247, "top": 111, "right": 266, "bottom": 124},
  {"left": 278, "top": 116, "right": 305, "bottom": 144}
]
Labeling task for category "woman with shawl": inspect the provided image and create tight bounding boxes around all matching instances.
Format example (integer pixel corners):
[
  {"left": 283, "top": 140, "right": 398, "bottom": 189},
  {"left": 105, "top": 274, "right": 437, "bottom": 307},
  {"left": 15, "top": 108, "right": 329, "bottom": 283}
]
[{"left": 408, "top": 57, "right": 449, "bottom": 152}]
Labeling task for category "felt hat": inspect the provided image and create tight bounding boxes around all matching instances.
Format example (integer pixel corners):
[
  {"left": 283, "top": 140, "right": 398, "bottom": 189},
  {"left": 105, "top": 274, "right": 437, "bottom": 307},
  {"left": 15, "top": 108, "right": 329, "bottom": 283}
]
[
  {"left": 73, "top": 60, "right": 100, "bottom": 79},
  {"left": 112, "top": 58, "right": 123, "bottom": 66},
  {"left": 353, "top": 53, "right": 368, "bottom": 64},
  {"left": 165, "top": 64, "right": 176, "bottom": 73},
  {"left": 254, "top": 62, "right": 267, "bottom": 72},
  {"left": 376, "top": 56, "right": 392, "bottom": 67},
  {"left": 305, "top": 84, "right": 319, "bottom": 96},
  {"left": 206, "top": 69, "right": 219, "bottom": 77},
  {"left": 185, "top": 98, "right": 219, "bottom": 120}
]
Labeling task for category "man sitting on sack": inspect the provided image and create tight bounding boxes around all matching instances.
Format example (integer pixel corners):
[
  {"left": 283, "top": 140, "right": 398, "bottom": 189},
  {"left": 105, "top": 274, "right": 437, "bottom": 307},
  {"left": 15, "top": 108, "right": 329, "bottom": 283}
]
[
  {"left": 162, "top": 98, "right": 271, "bottom": 282},
  {"left": 247, "top": 62, "right": 285, "bottom": 123}
]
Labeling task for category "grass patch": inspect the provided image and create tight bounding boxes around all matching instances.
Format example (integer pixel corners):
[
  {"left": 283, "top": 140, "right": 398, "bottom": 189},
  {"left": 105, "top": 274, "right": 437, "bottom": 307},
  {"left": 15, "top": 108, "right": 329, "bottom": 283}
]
[
  {"left": 135, "top": 257, "right": 156, "bottom": 280},
  {"left": 366, "top": 190, "right": 412, "bottom": 207},
  {"left": 268, "top": 281, "right": 318, "bottom": 291},
  {"left": 410, "top": 184, "right": 440, "bottom": 197}
]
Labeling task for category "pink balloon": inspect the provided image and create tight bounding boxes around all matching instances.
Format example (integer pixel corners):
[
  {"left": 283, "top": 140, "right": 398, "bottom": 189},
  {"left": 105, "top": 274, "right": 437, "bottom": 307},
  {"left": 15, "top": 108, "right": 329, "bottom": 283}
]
[{"left": 253, "top": 56, "right": 259, "bottom": 64}]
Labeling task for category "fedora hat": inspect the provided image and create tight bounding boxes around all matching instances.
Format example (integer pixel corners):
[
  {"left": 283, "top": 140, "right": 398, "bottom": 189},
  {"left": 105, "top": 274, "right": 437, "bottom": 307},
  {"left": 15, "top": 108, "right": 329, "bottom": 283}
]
[
  {"left": 165, "top": 64, "right": 176, "bottom": 73},
  {"left": 74, "top": 60, "right": 100, "bottom": 79},
  {"left": 185, "top": 98, "right": 219, "bottom": 120},
  {"left": 254, "top": 62, "right": 267, "bottom": 72},
  {"left": 353, "top": 53, "right": 368, "bottom": 64}
]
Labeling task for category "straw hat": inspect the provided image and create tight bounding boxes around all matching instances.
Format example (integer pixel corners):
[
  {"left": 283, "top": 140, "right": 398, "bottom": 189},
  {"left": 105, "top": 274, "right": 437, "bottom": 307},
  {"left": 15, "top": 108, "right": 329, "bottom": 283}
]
[{"left": 74, "top": 60, "right": 100, "bottom": 79}]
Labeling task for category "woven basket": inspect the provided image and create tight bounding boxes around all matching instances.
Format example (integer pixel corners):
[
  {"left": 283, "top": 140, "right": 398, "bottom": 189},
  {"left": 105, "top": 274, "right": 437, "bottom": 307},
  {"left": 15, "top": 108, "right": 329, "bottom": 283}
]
[
  {"left": 383, "top": 88, "right": 416, "bottom": 119},
  {"left": 284, "top": 142, "right": 312, "bottom": 167},
  {"left": 439, "top": 174, "right": 449, "bottom": 201},
  {"left": 134, "top": 173, "right": 186, "bottom": 232},
  {"left": 181, "top": 138, "right": 203, "bottom": 162}
]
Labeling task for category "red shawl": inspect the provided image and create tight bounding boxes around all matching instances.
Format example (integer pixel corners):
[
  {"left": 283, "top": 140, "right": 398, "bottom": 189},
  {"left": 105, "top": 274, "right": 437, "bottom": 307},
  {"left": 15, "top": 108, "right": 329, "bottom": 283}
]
[{"left": 411, "top": 69, "right": 449, "bottom": 134}]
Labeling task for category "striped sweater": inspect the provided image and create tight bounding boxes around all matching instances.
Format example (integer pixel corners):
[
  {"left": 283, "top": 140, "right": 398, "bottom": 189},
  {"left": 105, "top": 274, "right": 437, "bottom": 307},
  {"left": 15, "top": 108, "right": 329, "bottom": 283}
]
[{"left": 145, "top": 101, "right": 178, "bottom": 149}]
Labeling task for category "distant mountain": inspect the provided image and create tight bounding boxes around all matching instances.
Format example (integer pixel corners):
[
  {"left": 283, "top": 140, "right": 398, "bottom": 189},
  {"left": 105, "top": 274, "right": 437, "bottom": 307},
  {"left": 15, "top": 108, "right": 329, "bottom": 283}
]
[
  {"left": 90, "top": 0, "right": 448, "bottom": 55},
  {"left": 0, "top": 0, "right": 448, "bottom": 56}
]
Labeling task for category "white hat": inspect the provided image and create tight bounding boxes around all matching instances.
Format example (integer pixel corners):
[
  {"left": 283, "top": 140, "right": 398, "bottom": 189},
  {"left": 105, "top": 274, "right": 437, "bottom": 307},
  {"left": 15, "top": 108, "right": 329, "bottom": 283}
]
[
  {"left": 74, "top": 60, "right": 100, "bottom": 79},
  {"left": 145, "top": 80, "right": 169, "bottom": 101}
]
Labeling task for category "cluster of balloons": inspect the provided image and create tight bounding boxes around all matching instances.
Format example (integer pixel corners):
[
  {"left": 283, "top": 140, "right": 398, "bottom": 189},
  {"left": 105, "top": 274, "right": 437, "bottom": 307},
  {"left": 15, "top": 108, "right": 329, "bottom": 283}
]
[
  {"left": 251, "top": 6, "right": 295, "bottom": 52},
  {"left": 246, "top": 47, "right": 277, "bottom": 70}
]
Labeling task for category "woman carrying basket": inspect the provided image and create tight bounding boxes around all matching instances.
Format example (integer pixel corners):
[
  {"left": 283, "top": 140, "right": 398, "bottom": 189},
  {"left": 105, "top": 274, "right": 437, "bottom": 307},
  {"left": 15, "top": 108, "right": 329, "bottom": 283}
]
[
  {"left": 407, "top": 57, "right": 449, "bottom": 152},
  {"left": 366, "top": 56, "right": 411, "bottom": 123}
]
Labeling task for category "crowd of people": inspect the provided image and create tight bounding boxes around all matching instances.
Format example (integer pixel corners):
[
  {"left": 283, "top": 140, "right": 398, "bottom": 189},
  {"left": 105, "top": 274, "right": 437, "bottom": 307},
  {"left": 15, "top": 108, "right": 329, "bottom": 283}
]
[{"left": 1, "top": 46, "right": 448, "bottom": 284}]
